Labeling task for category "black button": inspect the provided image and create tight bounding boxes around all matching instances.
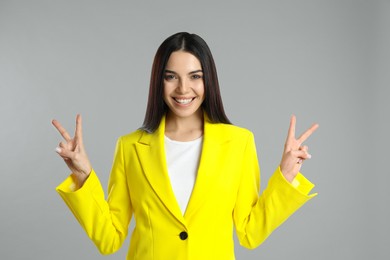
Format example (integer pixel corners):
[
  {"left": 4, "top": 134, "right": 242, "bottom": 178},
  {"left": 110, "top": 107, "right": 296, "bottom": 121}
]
[{"left": 179, "top": 231, "right": 188, "bottom": 240}]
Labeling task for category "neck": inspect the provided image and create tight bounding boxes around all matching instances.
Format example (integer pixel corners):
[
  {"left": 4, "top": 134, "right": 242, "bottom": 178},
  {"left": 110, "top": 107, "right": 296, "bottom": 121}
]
[{"left": 165, "top": 109, "right": 204, "bottom": 141}]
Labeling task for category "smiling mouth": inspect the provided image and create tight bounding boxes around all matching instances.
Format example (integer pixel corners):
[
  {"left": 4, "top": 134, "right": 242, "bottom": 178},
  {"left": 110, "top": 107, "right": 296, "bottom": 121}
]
[{"left": 173, "top": 97, "right": 195, "bottom": 105}]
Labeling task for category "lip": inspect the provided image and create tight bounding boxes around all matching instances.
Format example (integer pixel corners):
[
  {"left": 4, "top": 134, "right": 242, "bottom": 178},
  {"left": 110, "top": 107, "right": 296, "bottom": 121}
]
[{"left": 172, "top": 97, "right": 196, "bottom": 106}]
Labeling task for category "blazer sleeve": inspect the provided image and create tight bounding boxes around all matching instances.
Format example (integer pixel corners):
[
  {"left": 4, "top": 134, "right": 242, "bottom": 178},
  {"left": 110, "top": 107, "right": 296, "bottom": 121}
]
[
  {"left": 233, "top": 132, "right": 317, "bottom": 249},
  {"left": 56, "top": 137, "right": 133, "bottom": 255}
]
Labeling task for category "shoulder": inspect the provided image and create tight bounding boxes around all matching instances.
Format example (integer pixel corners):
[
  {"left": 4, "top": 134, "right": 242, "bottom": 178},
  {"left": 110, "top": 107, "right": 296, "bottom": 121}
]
[
  {"left": 217, "top": 123, "right": 252, "bottom": 136},
  {"left": 206, "top": 122, "right": 254, "bottom": 142},
  {"left": 117, "top": 129, "right": 146, "bottom": 145}
]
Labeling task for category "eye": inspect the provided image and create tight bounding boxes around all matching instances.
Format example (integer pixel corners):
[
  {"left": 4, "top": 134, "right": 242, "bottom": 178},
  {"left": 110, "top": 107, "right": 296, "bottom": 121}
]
[
  {"left": 164, "top": 74, "right": 176, "bottom": 81},
  {"left": 191, "top": 74, "right": 203, "bottom": 80}
]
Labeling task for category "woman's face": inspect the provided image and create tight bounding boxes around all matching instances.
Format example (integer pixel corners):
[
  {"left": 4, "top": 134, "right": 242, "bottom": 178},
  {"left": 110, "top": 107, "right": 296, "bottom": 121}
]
[{"left": 163, "top": 51, "right": 205, "bottom": 120}]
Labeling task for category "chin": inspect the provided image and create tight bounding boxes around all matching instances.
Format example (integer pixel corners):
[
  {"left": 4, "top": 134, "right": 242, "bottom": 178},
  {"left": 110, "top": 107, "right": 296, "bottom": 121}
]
[{"left": 168, "top": 106, "right": 203, "bottom": 119}]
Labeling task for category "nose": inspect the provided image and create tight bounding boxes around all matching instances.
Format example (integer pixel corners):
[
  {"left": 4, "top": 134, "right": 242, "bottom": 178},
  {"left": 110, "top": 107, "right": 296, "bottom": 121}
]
[{"left": 177, "top": 78, "right": 189, "bottom": 93}]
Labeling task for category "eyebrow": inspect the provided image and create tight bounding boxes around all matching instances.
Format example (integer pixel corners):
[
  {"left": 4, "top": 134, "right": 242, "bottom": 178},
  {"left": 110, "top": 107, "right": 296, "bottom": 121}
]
[{"left": 164, "top": 69, "right": 203, "bottom": 74}]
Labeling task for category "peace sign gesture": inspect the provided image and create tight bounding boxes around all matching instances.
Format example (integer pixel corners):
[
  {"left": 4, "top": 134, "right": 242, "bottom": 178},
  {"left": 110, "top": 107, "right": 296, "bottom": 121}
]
[
  {"left": 52, "top": 114, "right": 92, "bottom": 188},
  {"left": 280, "top": 115, "right": 319, "bottom": 183}
]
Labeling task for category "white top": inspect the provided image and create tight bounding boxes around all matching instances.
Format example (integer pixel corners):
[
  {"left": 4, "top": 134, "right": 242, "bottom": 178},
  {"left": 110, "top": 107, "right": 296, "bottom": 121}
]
[{"left": 164, "top": 135, "right": 203, "bottom": 215}]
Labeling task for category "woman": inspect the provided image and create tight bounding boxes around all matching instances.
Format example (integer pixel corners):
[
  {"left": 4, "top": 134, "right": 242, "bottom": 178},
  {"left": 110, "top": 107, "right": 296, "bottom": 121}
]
[{"left": 52, "top": 32, "right": 318, "bottom": 260}]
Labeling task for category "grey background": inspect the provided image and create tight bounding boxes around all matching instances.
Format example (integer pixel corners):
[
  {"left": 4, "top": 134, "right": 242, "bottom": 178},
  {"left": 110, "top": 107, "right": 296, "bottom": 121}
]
[{"left": 1, "top": 0, "right": 389, "bottom": 259}]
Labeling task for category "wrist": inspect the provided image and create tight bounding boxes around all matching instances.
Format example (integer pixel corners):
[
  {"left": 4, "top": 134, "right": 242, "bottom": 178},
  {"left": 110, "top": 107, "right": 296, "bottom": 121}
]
[
  {"left": 279, "top": 167, "right": 296, "bottom": 183},
  {"left": 72, "top": 168, "right": 91, "bottom": 189}
]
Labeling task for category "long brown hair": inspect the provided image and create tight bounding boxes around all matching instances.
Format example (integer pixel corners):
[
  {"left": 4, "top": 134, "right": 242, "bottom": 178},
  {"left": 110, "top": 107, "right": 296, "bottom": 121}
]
[{"left": 141, "top": 32, "right": 231, "bottom": 133}]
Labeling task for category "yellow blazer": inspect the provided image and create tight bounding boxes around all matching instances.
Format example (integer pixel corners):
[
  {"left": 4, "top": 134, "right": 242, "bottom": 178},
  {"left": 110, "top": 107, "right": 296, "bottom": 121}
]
[{"left": 57, "top": 115, "right": 316, "bottom": 260}]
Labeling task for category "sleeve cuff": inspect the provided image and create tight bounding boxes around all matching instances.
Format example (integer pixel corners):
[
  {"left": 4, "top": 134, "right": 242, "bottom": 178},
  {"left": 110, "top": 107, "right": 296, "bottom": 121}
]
[
  {"left": 291, "top": 172, "right": 316, "bottom": 195},
  {"left": 56, "top": 169, "right": 99, "bottom": 194},
  {"left": 275, "top": 167, "right": 317, "bottom": 197}
]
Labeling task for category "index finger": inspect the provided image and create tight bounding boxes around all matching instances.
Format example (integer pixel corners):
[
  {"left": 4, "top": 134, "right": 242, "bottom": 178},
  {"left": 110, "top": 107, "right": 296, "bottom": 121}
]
[
  {"left": 297, "top": 123, "right": 319, "bottom": 144},
  {"left": 74, "top": 114, "right": 83, "bottom": 142},
  {"left": 52, "top": 119, "right": 72, "bottom": 142}
]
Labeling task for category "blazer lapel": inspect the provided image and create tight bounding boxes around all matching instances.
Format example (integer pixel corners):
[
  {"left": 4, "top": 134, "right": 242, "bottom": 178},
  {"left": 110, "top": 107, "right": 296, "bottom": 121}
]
[
  {"left": 135, "top": 116, "right": 185, "bottom": 223},
  {"left": 184, "top": 115, "right": 229, "bottom": 220}
]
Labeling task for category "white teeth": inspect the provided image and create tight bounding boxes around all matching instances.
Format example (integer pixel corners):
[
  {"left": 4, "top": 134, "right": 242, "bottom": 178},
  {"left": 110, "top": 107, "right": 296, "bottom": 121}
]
[{"left": 174, "top": 98, "right": 193, "bottom": 104}]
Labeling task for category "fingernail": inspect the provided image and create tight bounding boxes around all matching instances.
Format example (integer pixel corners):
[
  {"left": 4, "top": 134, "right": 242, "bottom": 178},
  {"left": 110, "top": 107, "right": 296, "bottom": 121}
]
[
  {"left": 307, "top": 154, "right": 312, "bottom": 159},
  {"left": 55, "top": 147, "right": 62, "bottom": 153}
]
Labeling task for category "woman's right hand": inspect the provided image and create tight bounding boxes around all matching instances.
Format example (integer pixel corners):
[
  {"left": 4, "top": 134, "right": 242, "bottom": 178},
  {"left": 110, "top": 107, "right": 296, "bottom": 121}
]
[{"left": 52, "top": 114, "right": 92, "bottom": 188}]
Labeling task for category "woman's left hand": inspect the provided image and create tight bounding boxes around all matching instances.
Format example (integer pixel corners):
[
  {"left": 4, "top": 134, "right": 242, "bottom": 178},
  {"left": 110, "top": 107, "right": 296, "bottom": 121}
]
[{"left": 280, "top": 115, "right": 319, "bottom": 182}]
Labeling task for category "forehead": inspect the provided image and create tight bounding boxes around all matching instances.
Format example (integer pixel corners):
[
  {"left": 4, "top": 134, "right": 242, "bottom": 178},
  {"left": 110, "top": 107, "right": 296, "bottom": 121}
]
[{"left": 165, "top": 51, "right": 202, "bottom": 72}]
